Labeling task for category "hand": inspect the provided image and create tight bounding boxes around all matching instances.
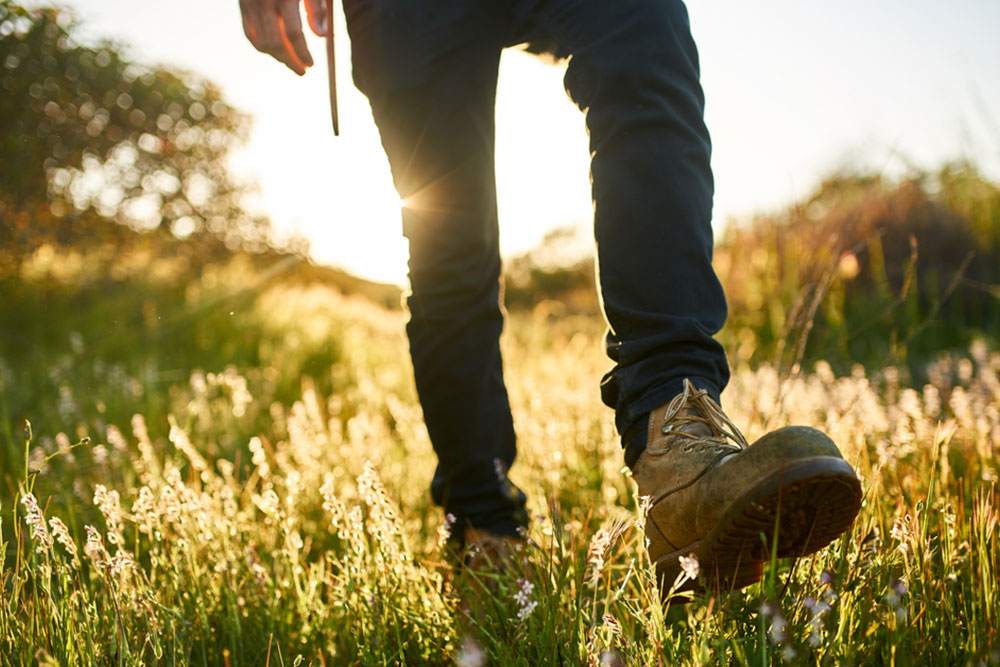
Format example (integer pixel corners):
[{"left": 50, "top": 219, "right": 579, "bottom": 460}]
[{"left": 240, "top": 0, "right": 328, "bottom": 76}]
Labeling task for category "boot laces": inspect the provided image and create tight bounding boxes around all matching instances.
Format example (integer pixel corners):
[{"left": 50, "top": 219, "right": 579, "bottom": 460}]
[{"left": 661, "top": 379, "right": 749, "bottom": 452}]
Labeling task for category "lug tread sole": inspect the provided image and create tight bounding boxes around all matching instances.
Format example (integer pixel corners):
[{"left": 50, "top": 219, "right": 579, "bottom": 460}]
[{"left": 655, "top": 456, "right": 862, "bottom": 597}]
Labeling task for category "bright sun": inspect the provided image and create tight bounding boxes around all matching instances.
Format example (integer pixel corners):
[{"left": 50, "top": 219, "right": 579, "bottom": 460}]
[{"left": 230, "top": 41, "right": 593, "bottom": 287}]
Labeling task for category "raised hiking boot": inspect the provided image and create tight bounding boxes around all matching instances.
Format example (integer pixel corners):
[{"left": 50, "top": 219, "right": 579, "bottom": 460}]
[{"left": 632, "top": 379, "right": 863, "bottom": 596}]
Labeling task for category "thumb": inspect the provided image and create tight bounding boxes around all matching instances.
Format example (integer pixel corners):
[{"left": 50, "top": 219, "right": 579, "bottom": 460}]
[{"left": 304, "top": 0, "right": 327, "bottom": 36}]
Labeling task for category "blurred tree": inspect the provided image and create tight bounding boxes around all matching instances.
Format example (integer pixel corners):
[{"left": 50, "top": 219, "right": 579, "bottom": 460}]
[
  {"left": 715, "top": 165, "right": 1000, "bottom": 374},
  {"left": 0, "top": 1, "right": 289, "bottom": 272}
]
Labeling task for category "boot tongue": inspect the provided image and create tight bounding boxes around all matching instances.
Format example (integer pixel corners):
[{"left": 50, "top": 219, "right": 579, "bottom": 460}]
[{"left": 674, "top": 406, "right": 715, "bottom": 438}]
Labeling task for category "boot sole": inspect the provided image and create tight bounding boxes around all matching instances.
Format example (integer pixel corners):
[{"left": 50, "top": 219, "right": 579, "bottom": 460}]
[{"left": 655, "top": 456, "right": 862, "bottom": 597}]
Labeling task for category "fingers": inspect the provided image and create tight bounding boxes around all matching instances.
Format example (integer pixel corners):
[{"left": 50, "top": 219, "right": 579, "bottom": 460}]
[
  {"left": 279, "top": 2, "right": 314, "bottom": 70},
  {"left": 304, "top": 0, "right": 326, "bottom": 37},
  {"left": 239, "top": 0, "right": 314, "bottom": 76},
  {"left": 240, "top": 0, "right": 260, "bottom": 45}
]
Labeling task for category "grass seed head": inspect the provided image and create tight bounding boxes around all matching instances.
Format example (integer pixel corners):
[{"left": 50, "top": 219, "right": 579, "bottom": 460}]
[
  {"left": 20, "top": 492, "right": 53, "bottom": 553},
  {"left": 48, "top": 516, "right": 78, "bottom": 566}
]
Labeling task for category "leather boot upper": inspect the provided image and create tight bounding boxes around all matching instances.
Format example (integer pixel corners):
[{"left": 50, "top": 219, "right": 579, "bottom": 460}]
[{"left": 632, "top": 379, "right": 847, "bottom": 564}]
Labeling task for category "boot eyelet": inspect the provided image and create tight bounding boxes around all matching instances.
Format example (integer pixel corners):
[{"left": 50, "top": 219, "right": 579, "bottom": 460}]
[
  {"left": 661, "top": 424, "right": 674, "bottom": 434},
  {"left": 681, "top": 443, "right": 695, "bottom": 453}
]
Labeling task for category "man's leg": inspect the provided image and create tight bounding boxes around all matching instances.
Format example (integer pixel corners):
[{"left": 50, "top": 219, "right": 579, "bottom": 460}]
[
  {"left": 343, "top": 0, "right": 527, "bottom": 537},
  {"left": 512, "top": 0, "right": 729, "bottom": 465},
  {"left": 515, "top": 0, "right": 861, "bottom": 595}
]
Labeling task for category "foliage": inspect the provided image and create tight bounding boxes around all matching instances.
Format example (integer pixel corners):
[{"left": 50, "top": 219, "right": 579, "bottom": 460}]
[
  {"left": 1, "top": 260, "right": 998, "bottom": 664},
  {"left": 503, "top": 165, "right": 1000, "bottom": 378},
  {"left": 504, "top": 226, "right": 597, "bottom": 314},
  {"left": 0, "top": 1, "right": 285, "bottom": 273},
  {"left": 715, "top": 165, "right": 1000, "bottom": 378}
]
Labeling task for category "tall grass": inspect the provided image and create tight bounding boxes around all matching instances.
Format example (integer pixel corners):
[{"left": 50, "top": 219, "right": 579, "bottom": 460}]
[{"left": 1, "top": 253, "right": 997, "bottom": 664}]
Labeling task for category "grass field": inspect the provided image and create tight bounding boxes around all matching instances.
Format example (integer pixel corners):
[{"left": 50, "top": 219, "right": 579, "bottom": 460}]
[{"left": 1, "top": 254, "right": 998, "bottom": 665}]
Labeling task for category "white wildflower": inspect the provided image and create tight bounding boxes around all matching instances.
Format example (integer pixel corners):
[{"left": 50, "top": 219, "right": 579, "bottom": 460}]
[
  {"left": 21, "top": 492, "right": 53, "bottom": 553},
  {"left": 169, "top": 423, "right": 207, "bottom": 472},
  {"left": 48, "top": 516, "right": 78, "bottom": 566},
  {"left": 517, "top": 600, "right": 538, "bottom": 621},
  {"left": 83, "top": 525, "right": 108, "bottom": 568},
  {"left": 249, "top": 436, "right": 270, "bottom": 480},
  {"left": 513, "top": 578, "right": 537, "bottom": 620},
  {"left": 108, "top": 552, "right": 136, "bottom": 578},
  {"left": 93, "top": 484, "right": 124, "bottom": 546},
  {"left": 678, "top": 553, "right": 700, "bottom": 580}
]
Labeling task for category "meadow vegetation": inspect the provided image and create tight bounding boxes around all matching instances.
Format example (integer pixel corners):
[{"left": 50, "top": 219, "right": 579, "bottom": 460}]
[{"left": 1, "top": 247, "right": 998, "bottom": 665}]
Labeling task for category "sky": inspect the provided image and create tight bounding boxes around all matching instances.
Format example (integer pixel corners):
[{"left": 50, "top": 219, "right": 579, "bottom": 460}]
[{"left": 43, "top": 0, "right": 1000, "bottom": 284}]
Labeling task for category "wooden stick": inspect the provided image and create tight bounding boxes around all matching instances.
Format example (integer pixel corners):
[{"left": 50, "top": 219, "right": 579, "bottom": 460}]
[{"left": 325, "top": 0, "right": 339, "bottom": 135}]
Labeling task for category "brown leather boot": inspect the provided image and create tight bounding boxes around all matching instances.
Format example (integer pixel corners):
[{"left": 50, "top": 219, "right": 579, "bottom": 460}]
[
  {"left": 460, "top": 527, "right": 526, "bottom": 574},
  {"left": 632, "top": 379, "right": 862, "bottom": 597},
  {"left": 451, "top": 527, "right": 530, "bottom": 628}
]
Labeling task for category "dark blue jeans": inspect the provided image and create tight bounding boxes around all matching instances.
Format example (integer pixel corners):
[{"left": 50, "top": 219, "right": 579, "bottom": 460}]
[{"left": 343, "top": 0, "right": 730, "bottom": 536}]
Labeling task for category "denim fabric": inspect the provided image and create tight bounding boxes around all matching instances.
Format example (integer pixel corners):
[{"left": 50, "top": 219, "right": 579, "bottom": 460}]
[{"left": 342, "top": 0, "right": 729, "bottom": 536}]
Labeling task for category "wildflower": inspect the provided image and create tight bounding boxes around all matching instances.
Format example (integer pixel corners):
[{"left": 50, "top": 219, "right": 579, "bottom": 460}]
[
  {"left": 769, "top": 614, "right": 787, "bottom": 643},
  {"left": 804, "top": 592, "right": 833, "bottom": 647},
  {"left": 108, "top": 552, "right": 136, "bottom": 578},
  {"left": 93, "top": 484, "right": 124, "bottom": 546},
  {"left": 761, "top": 600, "right": 787, "bottom": 643},
  {"left": 358, "top": 461, "right": 402, "bottom": 550},
  {"left": 254, "top": 488, "right": 281, "bottom": 516},
  {"left": 249, "top": 436, "right": 270, "bottom": 480},
  {"left": 131, "top": 414, "right": 156, "bottom": 471},
  {"left": 513, "top": 578, "right": 537, "bottom": 620},
  {"left": 513, "top": 578, "right": 534, "bottom": 606},
  {"left": 105, "top": 424, "right": 128, "bottom": 452},
  {"left": 320, "top": 474, "right": 337, "bottom": 513},
  {"left": 285, "top": 470, "right": 302, "bottom": 508},
  {"left": 21, "top": 492, "right": 53, "bottom": 553},
  {"left": 131, "top": 486, "right": 155, "bottom": 533},
  {"left": 518, "top": 600, "right": 538, "bottom": 621},
  {"left": 49, "top": 517, "right": 79, "bottom": 566},
  {"left": 169, "top": 423, "right": 207, "bottom": 472},
  {"left": 160, "top": 482, "right": 182, "bottom": 524},
  {"left": 678, "top": 553, "right": 700, "bottom": 580},
  {"left": 84, "top": 525, "right": 108, "bottom": 568}
]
